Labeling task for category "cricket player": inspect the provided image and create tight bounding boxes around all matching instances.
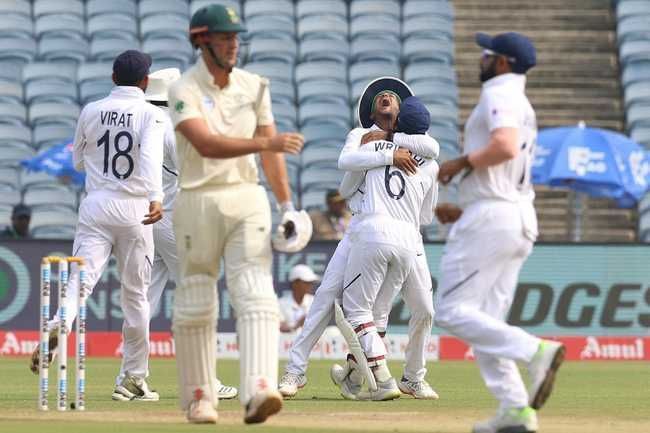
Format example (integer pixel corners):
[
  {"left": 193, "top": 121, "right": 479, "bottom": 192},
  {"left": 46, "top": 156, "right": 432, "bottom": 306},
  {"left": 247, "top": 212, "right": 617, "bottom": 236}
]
[
  {"left": 433, "top": 33, "right": 564, "bottom": 433},
  {"left": 113, "top": 67, "right": 237, "bottom": 401},
  {"left": 279, "top": 78, "right": 440, "bottom": 400},
  {"left": 30, "top": 50, "right": 165, "bottom": 401},
  {"left": 331, "top": 92, "right": 439, "bottom": 401},
  {"left": 168, "top": 5, "right": 306, "bottom": 424}
]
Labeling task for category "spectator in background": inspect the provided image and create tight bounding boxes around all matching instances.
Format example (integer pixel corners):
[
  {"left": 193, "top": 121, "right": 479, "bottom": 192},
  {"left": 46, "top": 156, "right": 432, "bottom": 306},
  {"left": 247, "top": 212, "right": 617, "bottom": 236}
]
[
  {"left": 1, "top": 204, "right": 32, "bottom": 239},
  {"left": 309, "top": 190, "right": 351, "bottom": 240},
  {"left": 279, "top": 264, "right": 319, "bottom": 333}
]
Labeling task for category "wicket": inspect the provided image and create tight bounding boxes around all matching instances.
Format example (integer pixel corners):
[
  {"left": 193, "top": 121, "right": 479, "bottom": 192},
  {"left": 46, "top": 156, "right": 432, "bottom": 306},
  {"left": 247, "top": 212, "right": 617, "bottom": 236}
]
[{"left": 38, "top": 256, "right": 88, "bottom": 412}]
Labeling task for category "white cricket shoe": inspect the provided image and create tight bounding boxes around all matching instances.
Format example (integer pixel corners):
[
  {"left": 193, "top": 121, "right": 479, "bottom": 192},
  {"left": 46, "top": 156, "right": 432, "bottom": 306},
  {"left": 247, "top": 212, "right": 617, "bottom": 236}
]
[
  {"left": 527, "top": 340, "right": 565, "bottom": 409},
  {"left": 244, "top": 389, "right": 283, "bottom": 424},
  {"left": 398, "top": 377, "right": 439, "bottom": 400},
  {"left": 214, "top": 382, "right": 238, "bottom": 400},
  {"left": 357, "top": 377, "right": 401, "bottom": 401},
  {"left": 330, "top": 363, "right": 361, "bottom": 400},
  {"left": 278, "top": 371, "right": 307, "bottom": 398},
  {"left": 187, "top": 397, "right": 218, "bottom": 424},
  {"left": 111, "top": 375, "right": 160, "bottom": 401},
  {"left": 472, "top": 407, "right": 538, "bottom": 433}
]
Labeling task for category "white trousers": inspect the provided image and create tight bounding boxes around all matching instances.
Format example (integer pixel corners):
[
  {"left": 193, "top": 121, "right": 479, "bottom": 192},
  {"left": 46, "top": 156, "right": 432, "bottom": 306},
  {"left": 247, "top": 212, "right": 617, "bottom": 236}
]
[
  {"left": 434, "top": 201, "right": 540, "bottom": 409},
  {"left": 51, "top": 191, "right": 154, "bottom": 379},
  {"left": 285, "top": 223, "right": 434, "bottom": 381}
]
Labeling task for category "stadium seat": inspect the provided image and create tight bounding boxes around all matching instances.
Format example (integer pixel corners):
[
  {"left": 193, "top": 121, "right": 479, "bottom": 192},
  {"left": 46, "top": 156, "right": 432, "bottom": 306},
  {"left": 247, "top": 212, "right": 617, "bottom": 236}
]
[
  {"left": 86, "top": 0, "right": 137, "bottom": 18},
  {"left": 34, "top": 0, "right": 84, "bottom": 18},
  {"left": 245, "top": 0, "right": 294, "bottom": 21},
  {"left": 0, "top": 204, "right": 12, "bottom": 224},
  {"left": 301, "top": 145, "right": 341, "bottom": 167},
  {"left": 0, "top": 143, "right": 35, "bottom": 167},
  {"left": 0, "top": 62, "right": 24, "bottom": 84},
  {"left": 0, "top": 14, "right": 34, "bottom": 39},
  {"left": 621, "top": 62, "right": 650, "bottom": 88},
  {"left": 139, "top": 0, "right": 189, "bottom": 19},
  {"left": 627, "top": 104, "right": 650, "bottom": 130},
  {"left": 425, "top": 103, "right": 459, "bottom": 128},
  {"left": 30, "top": 208, "right": 78, "bottom": 232},
  {"left": 35, "top": 14, "right": 86, "bottom": 40},
  {"left": 0, "top": 124, "right": 32, "bottom": 148},
  {"left": 351, "top": 37, "right": 401, "bottom": 65},
  {"left": 0, "top": 187, "right": 21, "bottom": 207},
  {"left": 90, "top": 38, "right": 141, "bottom": 62},
  {"left": 298, "top": 80, "right": 349, "bottom": 105},
  {"left": 299, "top": 38, "right": 350, "bottom": 65},
  {"left": 0, "top": 167, "right": 20, "bottom": 190},
  {"left": 272, "top": 103, "right": 298, "bottom": 127},
  {"left": 248, "top": 38, "right": 297, "bottom": 64},
  {"left": 350, "top": 16, "right": 401, "bottom": 43},
  {"left": 20, "top": 169, "right": 59, "bottom": 190},
  {"left": 296, "top": 0, "right": 347, "bottom": 20},
  {"left": 403, "top": 38, "right": 454, "bottom": 64},
  {"left": 245, "top": 61, "right": 294, "bottom": 84},
  {"left": 0, "top": 37, "right": 37, "bottom": 64},
  {"left": 29, "top": 102, "right": 80, "bottom": 127},
  {"left": 350, "top": 0, "right": 400, "bottom": 20},
  {"left": 299, "top": 101, "right": 351, "bottom": 128},
  {"left": 88, "top": 14, "right": 139, "bottom": 41},
  {"left": 617, "top": 0, "right": 650, "bottom": 23},
  {"left": 428, "top": 126, "right": 460, "bottom": 149},
  {"left": 32, "top": 225, "right": 77, "bottom": 240},
  {"left": 411, "top": 81, "right": 458, "bottom": 107},
  {"left": 78, "top": 61, "right": 114, "bottom": 104},
  {"left": 140, "top": 15, "right": 189, "bottom": 41},
  {"left": 402, "top": 16, "right": 454, "bottom": 42},
  {"left": 403, "top": 0, "right": 454, "bottom": 20},
  {"left": 295, "top": 61, "right": 347, "bottom": 85},
  {"left": 620, "top": 40, "right": 650, "bottom": 66},
  {"left": 143, "top": 38, "right": 194, "bottom": 67},
  {"left": 298, "top": 15, "right": 349, "bottom": 41},
  {"left": 33, "top": 124, "right": 74, "bottom": 150},
  {"left": 0, "top": 81, "right": 24, "bottom": 104},
  {"left": 0, "top": 102, "right": 28, "bottom": 125},
  {"left": 269, "top": 80, "right": 295, "bottom": 105},
  {"left": 23, "top": 185, "right": 78, "bottom": 210},
  {"left": 246, "top": 16, "right": 296, "bottom": 40},
  {"left": 301, "top": 122, "right": 348, "bottom": 148},
  {"left": 350, "top": 61, "right": 401, "bottom": 100},
  {"left": 617, "top": 15, "right": 650, "bottom": 45},
  {"left": 0, "top": 0, "right": 31, "bottom": 19},
  {"left": 275, "top": 119, "right": 298, "bottom": 133},
  {"left": 300, "top": 188, "right": 330, "bottom": 210},
  {"left": 404, "top": 62, "right": 456, "bottom": 85},
  {"left": 190, "top": 0, "right": 241, "bottom": 15},
  {"left": 38, "top": 37, "right": 89, "bottom": 64},
  {"left": 624, "top": 81, "right": 650, "bottom": 109},
  {"left": 23, "top": 63, "right": 78, "bottom": 104}
]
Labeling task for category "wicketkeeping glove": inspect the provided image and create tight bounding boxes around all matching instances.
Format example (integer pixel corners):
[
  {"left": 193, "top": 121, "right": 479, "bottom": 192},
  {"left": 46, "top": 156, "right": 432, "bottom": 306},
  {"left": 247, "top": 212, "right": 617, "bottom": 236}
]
[{"left": 272, "top": 210, "right": 313, "bottom": 253}]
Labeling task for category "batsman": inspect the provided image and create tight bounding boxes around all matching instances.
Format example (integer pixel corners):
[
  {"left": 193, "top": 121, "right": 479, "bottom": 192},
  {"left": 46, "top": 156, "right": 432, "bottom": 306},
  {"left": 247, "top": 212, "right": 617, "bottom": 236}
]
[{"left": 168, "top": 4, "right": 306, "bottom": 424}]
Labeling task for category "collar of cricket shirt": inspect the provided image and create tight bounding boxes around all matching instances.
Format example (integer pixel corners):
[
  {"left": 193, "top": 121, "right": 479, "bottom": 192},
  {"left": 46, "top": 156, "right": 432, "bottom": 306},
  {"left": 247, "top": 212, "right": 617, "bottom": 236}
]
[
  {"left": 482, "top": 73, "right": 526, "bottom": 92},
  {"left": 111, "top": 86, "right": 146, "bottom": 99},
  {"left": 196, "top": 56, "right": 231, "bottom": 92}
]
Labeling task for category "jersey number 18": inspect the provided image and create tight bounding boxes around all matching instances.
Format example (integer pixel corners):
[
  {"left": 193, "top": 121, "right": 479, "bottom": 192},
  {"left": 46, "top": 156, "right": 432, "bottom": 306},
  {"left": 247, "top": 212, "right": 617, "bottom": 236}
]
[{"left": 97, "top": 129, "right": 134, "bottom": 180}]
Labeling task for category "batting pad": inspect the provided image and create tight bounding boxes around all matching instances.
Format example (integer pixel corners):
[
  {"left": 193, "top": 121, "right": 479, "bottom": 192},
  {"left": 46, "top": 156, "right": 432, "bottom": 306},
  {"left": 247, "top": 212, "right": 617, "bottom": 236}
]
[
  {"left": 172, "top": 274, "right": 218, "bottom": 410},
  {"left": 230, "top": 267, "right": 280, "bottom": 405}
]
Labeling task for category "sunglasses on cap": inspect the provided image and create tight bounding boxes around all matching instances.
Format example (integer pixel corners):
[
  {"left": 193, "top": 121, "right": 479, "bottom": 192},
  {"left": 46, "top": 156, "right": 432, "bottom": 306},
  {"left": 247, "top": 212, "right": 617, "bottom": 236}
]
[{"left": 481, "top": 49, "right": 517, "bottom": 64}]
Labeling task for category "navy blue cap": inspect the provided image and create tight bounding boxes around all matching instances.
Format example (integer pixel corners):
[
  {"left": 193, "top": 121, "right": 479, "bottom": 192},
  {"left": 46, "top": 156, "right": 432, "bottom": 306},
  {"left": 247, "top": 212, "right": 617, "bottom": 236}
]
[
  {"left": 475, "top": 32, "right": 536, "bottom": 74},
  {"left": 12, "top": 203, "right": 31, "bottom": 218},
  {"left": 113, "top": 50, "right": 152, "bottom": 84},
  {"left": 397, "top": 96, "right": 430, "bottom": 134}
]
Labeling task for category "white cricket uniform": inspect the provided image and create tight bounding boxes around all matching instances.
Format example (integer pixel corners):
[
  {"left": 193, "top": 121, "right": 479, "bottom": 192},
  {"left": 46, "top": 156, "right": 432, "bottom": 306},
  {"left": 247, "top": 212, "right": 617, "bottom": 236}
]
[
  {"left": 278, "top": 292, "right": 314, "bottom": 334},
  {"left": 434, "top": 73, "right": 541, "bottom": 409},
  {"left": 284, "top": 127, "right": 438, "bottom": 381},
  {"left": 51, "top": 86, "right": 165, "bottom": 380},
  {"left": 341, "top": 138, "right": 438, "bottom": 361}
]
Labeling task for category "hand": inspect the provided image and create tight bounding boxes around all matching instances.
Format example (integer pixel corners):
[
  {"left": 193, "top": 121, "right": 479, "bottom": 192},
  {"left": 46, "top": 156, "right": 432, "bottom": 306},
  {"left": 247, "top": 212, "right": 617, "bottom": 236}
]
[
  {"left": 393, "top": 148, "right": 418, "bottom": 175},
  {"left": 438, "top": 156, "right": 471, "bottom": 185},
  {"left": 268, "top": 132, "right": 304, "bottom": 154},
  {"left": 361, "top": 130, "right": 389, "bottom": 144},
  {"left": 142, "top": 201, "right": 163, "bottom": 225},
  {"left": 435, "top": 203, "right": 463, "bottom": 224}
]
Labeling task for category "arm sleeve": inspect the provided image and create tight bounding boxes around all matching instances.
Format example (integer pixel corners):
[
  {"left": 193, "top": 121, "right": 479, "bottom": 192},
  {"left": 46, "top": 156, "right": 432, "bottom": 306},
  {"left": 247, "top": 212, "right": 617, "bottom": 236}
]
[
  {"left": 338, "top": 129, "right": 393, "bottom": 171},
  {"left": 168, "top": 81, "right": 202, "bottom": 128},
  {"left": 420, "top": 162, "right": 440, "bottom": 225},
  {"left": 393, "top": 133, "right": 440, "bottom": 159},
  {"left": 140, "top": 110, "right": 165, "bottom": 203},
  {"left": 72, "top": 108, "right": 86, "bottom": 172},
  {"left": 339, "top": 171, "right": 365, "bottom": 198},
  {"left": 485, "top": 91, "right": 520, "bottom": 131},
  {"left": 256, "top": 78, "right": 274, "bottom": 126}
]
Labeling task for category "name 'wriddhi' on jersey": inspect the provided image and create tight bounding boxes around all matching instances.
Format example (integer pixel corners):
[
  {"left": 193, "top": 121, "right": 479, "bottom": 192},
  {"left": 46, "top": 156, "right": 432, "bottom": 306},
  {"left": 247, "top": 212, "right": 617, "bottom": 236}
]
[
  {"left": 73, "top": 86, "right": 165, "bottom": 202},
  {"left": 358, "top": 140, "right": 439, "bottom": 229}
]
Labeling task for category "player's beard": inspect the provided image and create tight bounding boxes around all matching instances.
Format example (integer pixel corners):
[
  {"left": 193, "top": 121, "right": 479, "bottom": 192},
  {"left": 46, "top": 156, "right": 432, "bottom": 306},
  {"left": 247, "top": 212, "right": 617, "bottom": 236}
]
[{"left": 480, "top": 60, "right": 498, "bottom": 83}]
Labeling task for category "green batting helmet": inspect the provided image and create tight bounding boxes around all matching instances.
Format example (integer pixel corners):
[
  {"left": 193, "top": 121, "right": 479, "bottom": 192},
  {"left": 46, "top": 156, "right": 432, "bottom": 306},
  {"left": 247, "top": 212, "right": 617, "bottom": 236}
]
[{"left": 189, "top": 4, "right": 247, "bottom": 39}]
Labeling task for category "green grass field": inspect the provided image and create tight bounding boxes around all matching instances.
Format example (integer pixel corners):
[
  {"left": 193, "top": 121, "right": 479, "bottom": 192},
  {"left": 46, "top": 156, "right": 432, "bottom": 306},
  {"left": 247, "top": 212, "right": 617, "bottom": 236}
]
[{"left": 1, "top": 357, "right": 648, "bottom": 433}]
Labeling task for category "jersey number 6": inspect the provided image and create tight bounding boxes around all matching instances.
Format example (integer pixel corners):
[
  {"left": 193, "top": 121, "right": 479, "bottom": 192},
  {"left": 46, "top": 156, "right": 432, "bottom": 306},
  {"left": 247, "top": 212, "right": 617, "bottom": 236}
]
[
  {"left": 97, "top": 129, "right": 134, "bottom": 180},
  {"left": 384, "top": 166, "right": 406, "bottom": 200}
]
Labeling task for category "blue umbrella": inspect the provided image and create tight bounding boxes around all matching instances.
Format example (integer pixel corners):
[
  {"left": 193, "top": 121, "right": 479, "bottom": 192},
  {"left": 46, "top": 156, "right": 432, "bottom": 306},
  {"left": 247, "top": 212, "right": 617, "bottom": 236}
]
[
  {"left": 21, "top": 139, "right": 85, "bottom": 186},
  {"left": 533, "top": 122, "right": 650, "bottom": 208}
]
